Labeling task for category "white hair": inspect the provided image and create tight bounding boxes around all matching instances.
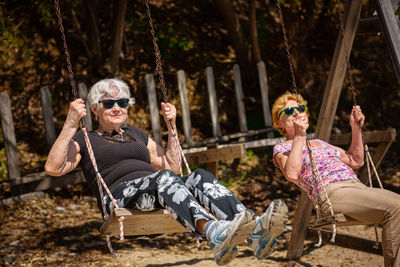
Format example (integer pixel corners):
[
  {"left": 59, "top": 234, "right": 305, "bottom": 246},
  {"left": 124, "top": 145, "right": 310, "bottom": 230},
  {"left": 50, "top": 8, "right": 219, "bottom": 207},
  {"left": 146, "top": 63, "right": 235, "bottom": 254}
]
[{"left": 87, "top": 78, "right": 135, "bottom": 108}]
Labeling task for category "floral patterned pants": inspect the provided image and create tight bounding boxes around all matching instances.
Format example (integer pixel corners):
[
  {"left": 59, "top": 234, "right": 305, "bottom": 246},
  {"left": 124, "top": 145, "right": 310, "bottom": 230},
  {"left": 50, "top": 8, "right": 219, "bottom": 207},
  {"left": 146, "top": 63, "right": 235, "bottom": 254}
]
[{"left": 104, "top": 169, "right": 248, "bottom": 233}]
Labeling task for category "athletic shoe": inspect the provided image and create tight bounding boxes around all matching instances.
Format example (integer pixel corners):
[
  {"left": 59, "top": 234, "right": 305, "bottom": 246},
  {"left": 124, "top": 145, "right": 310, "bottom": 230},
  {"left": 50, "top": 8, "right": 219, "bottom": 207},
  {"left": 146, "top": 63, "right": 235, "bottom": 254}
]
[
  {"left": 208, "top": 209, "right": 256, "bottom": 265},
  {"left": 247, "top": 199, "right": 289, "bottom": 260}
]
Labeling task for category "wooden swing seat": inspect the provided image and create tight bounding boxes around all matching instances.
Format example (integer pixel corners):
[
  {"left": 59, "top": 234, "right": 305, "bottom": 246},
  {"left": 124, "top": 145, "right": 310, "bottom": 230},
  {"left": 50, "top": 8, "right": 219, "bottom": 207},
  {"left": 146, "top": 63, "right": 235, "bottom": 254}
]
[
  {"left": 309, "top": 214, "right": 369, "bottom": 230},
  {"left": 100, "top": 208, "right": 189, "bottom": 236}
]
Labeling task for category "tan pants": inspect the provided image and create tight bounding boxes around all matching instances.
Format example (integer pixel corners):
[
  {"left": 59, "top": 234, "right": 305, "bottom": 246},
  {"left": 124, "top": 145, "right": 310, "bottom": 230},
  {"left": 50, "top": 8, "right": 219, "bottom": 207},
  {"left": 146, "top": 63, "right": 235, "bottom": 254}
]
[{"left": 319, "top": 180, "right": 400, "bottom": 267}]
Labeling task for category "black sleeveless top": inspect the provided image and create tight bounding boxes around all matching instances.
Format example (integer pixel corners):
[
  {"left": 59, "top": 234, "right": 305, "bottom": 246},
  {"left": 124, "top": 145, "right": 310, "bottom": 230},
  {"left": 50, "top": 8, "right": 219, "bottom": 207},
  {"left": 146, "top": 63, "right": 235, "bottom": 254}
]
[{"left": 73, "top": 126, "right": 156, "bottom": 207}]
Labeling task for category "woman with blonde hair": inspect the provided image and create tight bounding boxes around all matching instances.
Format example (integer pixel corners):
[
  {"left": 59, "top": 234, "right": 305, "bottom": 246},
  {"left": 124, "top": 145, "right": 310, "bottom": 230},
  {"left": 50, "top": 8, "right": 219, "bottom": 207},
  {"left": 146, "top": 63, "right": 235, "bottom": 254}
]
[{"left": 272, "top": 91, "right": 400, "bottom": 267}]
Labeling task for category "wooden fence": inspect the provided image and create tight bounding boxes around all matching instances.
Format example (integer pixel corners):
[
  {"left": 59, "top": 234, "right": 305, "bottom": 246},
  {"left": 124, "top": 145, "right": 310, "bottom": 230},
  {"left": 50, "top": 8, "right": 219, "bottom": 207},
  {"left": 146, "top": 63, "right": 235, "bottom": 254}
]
[{"left": 0, "top": 61, "right": 396, "bottom": 206}]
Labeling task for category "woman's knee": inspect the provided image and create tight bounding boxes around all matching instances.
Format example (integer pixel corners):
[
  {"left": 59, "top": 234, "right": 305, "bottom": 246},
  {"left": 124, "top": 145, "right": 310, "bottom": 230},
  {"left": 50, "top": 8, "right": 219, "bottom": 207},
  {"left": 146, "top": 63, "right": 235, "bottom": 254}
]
[{"left": 157, "top": 169, "right": 183, "bottom": 186}]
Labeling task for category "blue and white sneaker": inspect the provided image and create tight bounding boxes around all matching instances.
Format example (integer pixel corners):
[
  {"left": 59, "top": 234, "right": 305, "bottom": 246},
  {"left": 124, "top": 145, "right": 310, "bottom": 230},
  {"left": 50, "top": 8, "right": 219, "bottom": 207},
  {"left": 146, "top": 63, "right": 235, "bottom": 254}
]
[
  {"left": 247, "top": 199, "right": 289, "bottom": 260},
  {"left": 207, "top": 210, "right": 256, "bottom": 265}
]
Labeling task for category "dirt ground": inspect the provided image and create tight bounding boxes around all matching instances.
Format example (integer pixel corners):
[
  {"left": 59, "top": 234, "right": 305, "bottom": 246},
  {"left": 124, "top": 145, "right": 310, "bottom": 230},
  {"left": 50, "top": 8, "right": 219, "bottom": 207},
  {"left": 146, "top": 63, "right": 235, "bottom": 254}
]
[
  {"left": 1, "top": 150, "right": 398, "bottom": 267},
  {"left": 0, "top": 187, "right": 388, "bottom": 266}
]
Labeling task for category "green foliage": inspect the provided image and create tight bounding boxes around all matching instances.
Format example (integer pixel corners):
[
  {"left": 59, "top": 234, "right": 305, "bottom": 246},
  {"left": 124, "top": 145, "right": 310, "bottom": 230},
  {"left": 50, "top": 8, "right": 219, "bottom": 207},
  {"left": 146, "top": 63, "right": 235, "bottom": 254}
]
[
  {"left": 35, "top": 0, "right": 54, "bottom": 28},
  {"left": 220, "top": 169, "right": 247, "bottom": 188},
  {"left": 0, "top": 17, "right": 21, "bottom": 64},
  {"left": 160, "top": 27, "right": 195, "bottom": 54}
]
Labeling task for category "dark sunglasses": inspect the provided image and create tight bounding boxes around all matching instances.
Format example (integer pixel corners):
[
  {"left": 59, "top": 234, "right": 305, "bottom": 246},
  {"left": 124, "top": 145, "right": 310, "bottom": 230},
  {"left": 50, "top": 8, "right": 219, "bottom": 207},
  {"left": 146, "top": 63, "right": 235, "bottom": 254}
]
[
  {"left": 98, "top": 98, "right": 129, "bottom": 109},
  {"left": 278, "top": 104, "right": 306, "bottom": 118}
]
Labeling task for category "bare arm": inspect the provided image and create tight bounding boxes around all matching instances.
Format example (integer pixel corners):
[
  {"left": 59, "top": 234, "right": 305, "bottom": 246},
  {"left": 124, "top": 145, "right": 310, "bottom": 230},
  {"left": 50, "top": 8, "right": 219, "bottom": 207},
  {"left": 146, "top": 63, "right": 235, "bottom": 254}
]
[
  {"left": 148, "top": 102, "right": 180, "bottom": 173},
  {"left": 44, "top": 99, "right": 86, "bottom": 176},
  {"left": 275, "top": 113, "right": 309, "bottom": 183},
  {"left": 336, "top": 106, "right": 365, "bottom": 169}
]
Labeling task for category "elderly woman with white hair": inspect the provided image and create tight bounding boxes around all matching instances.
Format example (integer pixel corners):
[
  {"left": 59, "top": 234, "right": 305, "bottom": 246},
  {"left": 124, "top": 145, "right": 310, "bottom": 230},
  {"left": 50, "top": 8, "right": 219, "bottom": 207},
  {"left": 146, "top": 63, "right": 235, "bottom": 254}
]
[{"left": 45, "top": 78, "right": 288, "bottom": 265}]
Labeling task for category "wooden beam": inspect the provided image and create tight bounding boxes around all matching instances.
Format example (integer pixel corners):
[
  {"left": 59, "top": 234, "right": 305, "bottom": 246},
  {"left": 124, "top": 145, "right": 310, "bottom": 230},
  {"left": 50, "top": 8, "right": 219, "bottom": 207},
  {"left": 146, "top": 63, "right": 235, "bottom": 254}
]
[
  {"left": 357, "top": 17, "right": 382, "bottom": 34},
  {"left": 287, "top": 0, "right": 364, "bottom": 260},
  {"left": 145, "top": 74, "right": 162, "bottom": 145},
  {"left": 100, "top": 208, "right": 189, "bottom": 236},
  {"left": 329, "top": 128, "right": 396, "bottom": 145},
  {"left": 233, "top": 64, "right": 247, "bottom": 132},
  {"left": 315, "top": 0, "right": 363, "bottom": 140},
  {"left": 0, "top": 192, "right": 44, "bottom": 207},
  {"left": 206, "top": 66, "right": 221, "bottom": 137},
  {"left": 0, "top": 93, "right": 20, "bottom": 180},
  {"left": 184, "top": 144, "right": 245, "bottom": 164},
  {"left": 391, "top": 0, "right": 400, "bottom": 11},
  {"left": 177, "top": 70, "right": 193, "bottom": 146},
  {"left": 376, "top": 0, "right": 400, "bottom": 84},
  {"left": 0, "top": 169, "right": 85, "bottom": 193}
]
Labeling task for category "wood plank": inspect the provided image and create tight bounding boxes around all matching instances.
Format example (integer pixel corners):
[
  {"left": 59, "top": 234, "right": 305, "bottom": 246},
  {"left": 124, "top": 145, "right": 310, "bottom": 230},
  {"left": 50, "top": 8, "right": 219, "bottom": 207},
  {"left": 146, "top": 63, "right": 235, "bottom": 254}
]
[
  {"left": 315, "top": 0, "right": 363, "bottom": 140},
  {"left": 177, "top": 70, "right": 193, "bottom": 146},
  {"left": 145, "top": 74, "right": 162, "bottom": 144},
  {"left": 329, "top": 128, "right": 396, "bottom": 145},
  {"left": 287, "top": 0, "right": 364, "bottom": 260},
  {"left": 78, "top": 82, "right": 93, "bottom": 131},
  {"left": 391, "top": 0, "right": 400, "bottom": 11},
  {"left": 101, "top": 208, "right": 188, "bottom": 236},
  {"left": 0, "top": 169, "right": 85, "bottom": 193},
  {"left": 206, "top": 66, "right": 221, "bottom": 137},
  {"left": 376, "top": 0, "right": 400, "bottom": 84},
  {"left": 257, "top": 61, "right": 274, "bottom": 138},
  {"left": 233, "top": 64, "right": 247, "bottom": 132},
  {"left": 357, "top": 17, "right": 382, "bottom": 34},
  {"left": 184, "top": 144, "right": 245, "bottom": 164},
  {"left": 40, "top": 86, "right": 57, "bottom": 148},
  {"left": 0, "top": 192, "right": 44, "bottom": 207},
  {"left": 0, "top": 93, "right": 20, "bottom": 180},
  {"left": 287, "top": 192, "right": 314, "bottom": 260}
]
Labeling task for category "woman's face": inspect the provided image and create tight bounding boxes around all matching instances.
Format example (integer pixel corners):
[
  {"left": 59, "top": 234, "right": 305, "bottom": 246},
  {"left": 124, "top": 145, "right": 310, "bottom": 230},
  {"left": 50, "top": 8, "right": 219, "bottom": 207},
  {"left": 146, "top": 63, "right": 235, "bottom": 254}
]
[
  {"left": 278, "top": 99, "right": 308, "bottom": 137},
  {"left": 94, "top": 88, "right": 129, "bottom": 130}
]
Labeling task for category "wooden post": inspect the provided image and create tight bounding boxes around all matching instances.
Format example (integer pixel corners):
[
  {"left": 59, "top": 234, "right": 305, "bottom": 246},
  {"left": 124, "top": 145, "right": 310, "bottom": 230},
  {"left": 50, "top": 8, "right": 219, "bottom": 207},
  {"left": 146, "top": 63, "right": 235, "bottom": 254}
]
[
  {"left": 206, "top": 66, "right": 221, "bottom": 138},
  {"left": 78, "top": 83, "right": 93, "bottom": 131},
  {"left": 391, "top": 0, "right": 400, "bottom": 11},
  {"left": 145, "top": 74, "right": 162, "bottom": 144},
  {"left": 287, "top": 0, "right": 363, "bottom": 260},
  {"left": 257, "top": 61, "right": 274, "bottom": 138},
  {"left": 376, "top": 0, "right": 400, "bottom": 84},
  {"left": 0, "top": 93, "right": 20, "bottom": 179},
  {"left": 233, "top": 64, "right": 247, "bottom": 132},
  {"left": 40, "top": 86, "right": 56, "bottom": 148},
  {"left": 177, "top": 70, "right": 193, "bottom": 146}
]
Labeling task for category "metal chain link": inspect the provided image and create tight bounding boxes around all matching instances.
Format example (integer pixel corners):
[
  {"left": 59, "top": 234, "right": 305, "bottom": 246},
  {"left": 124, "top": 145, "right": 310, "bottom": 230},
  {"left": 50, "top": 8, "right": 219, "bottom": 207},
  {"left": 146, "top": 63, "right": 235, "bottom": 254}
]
[
  {"left": 276, "top": 0, "right": 299, "bottom": 95},
  {"left": 337, "top": 2, "right": 358, "bottom": 106},
  {"left": 53, "top": 0, "right": 78, "bottom": 100},
  {"left": 145, "top": 0, "right": 168, "bottom": 103}
]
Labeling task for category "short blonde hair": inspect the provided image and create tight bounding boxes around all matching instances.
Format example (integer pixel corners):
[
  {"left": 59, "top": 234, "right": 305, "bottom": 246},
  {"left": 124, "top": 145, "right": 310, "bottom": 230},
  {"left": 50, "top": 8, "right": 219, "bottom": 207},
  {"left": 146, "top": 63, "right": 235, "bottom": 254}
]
[{"left": 272, "top": 91, "right": 308, "bottom": 136}]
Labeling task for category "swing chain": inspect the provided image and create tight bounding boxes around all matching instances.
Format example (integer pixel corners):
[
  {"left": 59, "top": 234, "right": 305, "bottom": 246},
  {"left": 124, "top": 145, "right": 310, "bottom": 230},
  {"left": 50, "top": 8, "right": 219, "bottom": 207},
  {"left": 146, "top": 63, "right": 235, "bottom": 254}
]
[
  {"left": 145, "top": 0, "right": 168, "bottom": 104},
  {"left": 276, "top": 0, "right": 299, "bottom": 96},
  {"left": 54, "top": 0, "right": 78, "bottom": 100},
  {"left": 337, "top": 2, "right": 358, "bottom": 106}
]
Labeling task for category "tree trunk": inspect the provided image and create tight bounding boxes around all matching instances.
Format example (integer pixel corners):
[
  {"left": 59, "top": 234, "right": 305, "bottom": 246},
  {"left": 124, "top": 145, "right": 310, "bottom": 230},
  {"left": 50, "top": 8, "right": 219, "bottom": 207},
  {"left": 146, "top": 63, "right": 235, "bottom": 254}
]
[
  {"left": 249, "top": 0, "right": 261, "bottom": 63},
  {"left": 215, "top": 0, "right": 251, "bottom": 68},
  {"left": 86, "top": 0, "right": 102, "bottom": 76},
  {"left": 109, "top": 0, "right": 127, "bottom": 76}
]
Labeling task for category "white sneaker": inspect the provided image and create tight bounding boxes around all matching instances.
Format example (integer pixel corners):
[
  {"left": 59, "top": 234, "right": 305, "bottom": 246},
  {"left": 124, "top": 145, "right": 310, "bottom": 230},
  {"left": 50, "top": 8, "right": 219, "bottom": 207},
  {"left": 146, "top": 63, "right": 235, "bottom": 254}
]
[
  {"left": 208, "top": 210, "right": 256, "bottom": 265},
  {"left": 247, "top": 199, "right": 288, "bottom": 260}
]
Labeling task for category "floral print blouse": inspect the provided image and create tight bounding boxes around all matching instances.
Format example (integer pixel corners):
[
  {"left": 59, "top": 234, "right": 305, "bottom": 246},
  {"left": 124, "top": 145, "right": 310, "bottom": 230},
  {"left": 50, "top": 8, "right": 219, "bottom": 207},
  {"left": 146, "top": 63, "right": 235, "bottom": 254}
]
[{"left": 273, "top": 139, "right": 359, "bottom": 200}]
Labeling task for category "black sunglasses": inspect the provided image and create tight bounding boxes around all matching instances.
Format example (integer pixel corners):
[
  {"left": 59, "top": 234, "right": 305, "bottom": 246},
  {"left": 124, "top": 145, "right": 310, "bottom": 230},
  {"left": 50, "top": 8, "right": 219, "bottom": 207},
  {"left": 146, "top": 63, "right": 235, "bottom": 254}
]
[
  {"left": 98, "top": 98, "right": 129, "bottom": 109},
  {"left": 278, "top": 104, "right": 306, "bottom": 118}
]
